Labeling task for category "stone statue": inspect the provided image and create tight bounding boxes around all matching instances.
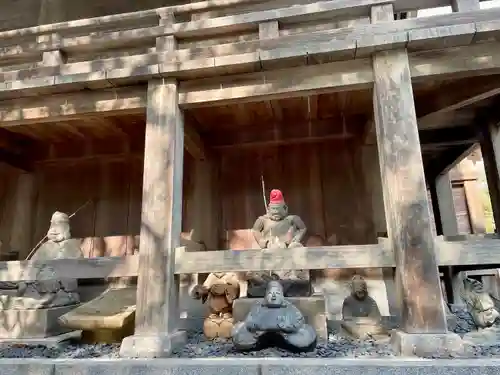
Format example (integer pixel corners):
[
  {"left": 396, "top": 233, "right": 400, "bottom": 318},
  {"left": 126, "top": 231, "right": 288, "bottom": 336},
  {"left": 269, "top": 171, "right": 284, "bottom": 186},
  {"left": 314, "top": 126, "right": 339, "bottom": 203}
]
[
  {"left": 0, "top": 211, "right": 83, "bottom": 309},
  {"left": 462, "top": 277, "right": 500, "bottom": 329},
  {"left": 190, "top": 272, "right": 240, "bottom": 339},
  {"left": 341, "top": 275, "right": 388, "bottom": 340},
  {"left": 248, "top": 189, "right": 311, "bottom": 297},
  {"left": 232, "top": 281, "right": 317, "bottom": 352}
]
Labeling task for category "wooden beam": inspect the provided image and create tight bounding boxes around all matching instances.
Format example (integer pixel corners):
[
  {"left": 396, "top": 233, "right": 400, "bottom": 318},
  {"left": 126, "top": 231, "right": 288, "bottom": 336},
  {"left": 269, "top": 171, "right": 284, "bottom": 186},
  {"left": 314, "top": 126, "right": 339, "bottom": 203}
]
[
  {"left": 419, "top": 126, "right": 477, "bottom": 149},
  {"left": 183, "top": 113, "right": 207, "bottom": 160},
  {"left": 373, "top": 3, "right": 447, "bottom": 334},
  {"left": 2, "top": 237, "right": 500, "bottom": 281},
  {"left": 0, "top": 256, "right": 139, "bottom": 282},
  {"left": 210, "top": 118, "right": 356, "bottom": 150},
  {"left": 122, "top": 78, "right": 185, "bottom": 357},
  {"left": 477, "top": 110, "right": 500, "bottom": 232},
  {"left": 0, "top": 87, "right": 147, "bottom": 126},
  {"left": 417, "top": 76, "right": 500, "bottom": 128},
  {"left": 179, "top": 59, "right": 374, "bottom": 108},
  {"left": 178, "top": 42, "right": 500, "bottom": 108},
  {"left": 426, "top": 143, "right": 477, "bottom": 180}
]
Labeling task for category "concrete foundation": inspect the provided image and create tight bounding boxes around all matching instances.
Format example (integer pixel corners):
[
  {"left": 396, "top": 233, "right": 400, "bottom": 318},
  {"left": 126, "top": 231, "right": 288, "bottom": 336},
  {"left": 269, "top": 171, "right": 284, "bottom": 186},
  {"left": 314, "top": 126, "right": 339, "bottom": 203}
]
[{"left": 3, "top": 358, "right": 500, "bottom": 375}]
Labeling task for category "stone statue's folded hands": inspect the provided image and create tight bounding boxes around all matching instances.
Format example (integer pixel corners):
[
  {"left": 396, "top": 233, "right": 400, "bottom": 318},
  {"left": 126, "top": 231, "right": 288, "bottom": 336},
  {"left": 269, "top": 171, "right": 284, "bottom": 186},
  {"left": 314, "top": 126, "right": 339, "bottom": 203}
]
[
  {"left": 277, "top": 317, "right": 296, "bottom": 333},
  {"left": 246, "top": 320, "right": 259, "bottom": 333}
]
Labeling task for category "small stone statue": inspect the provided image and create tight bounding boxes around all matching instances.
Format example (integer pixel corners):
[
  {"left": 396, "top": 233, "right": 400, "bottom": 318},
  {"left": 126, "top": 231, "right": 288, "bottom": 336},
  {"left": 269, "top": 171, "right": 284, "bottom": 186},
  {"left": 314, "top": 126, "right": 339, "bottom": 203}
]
[
  {"left": 462, "top": 277, "right": 500, "bottom": 329},
  {"left": 0, "top": 211, "right": 83, "bottom": 309},
  {"left": 232, "top": 281, "right": 317, "bottom": 352},
  {"left": 248, "top": 189, "right": 311, "bottom": 297},
  {"left": 341, "top": 275, "right": 388, "bottom": 340},
  {"left": 190, "top": 272, "right": 240, "bottom": 339}
]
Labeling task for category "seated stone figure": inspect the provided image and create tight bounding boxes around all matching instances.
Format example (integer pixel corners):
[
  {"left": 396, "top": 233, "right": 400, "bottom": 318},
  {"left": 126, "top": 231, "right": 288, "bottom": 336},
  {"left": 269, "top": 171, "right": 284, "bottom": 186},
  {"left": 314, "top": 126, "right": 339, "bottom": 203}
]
[
  {"left": 248, "top": 189, "right": 311, "bottom": 298},
  {"left": 0, "top": 211, "right": 83, "bottom": 310},
  {"left": 232, "top": 281, "right": 316, "bottom": 352},
  {"left": 341, "top": 275, "right": 388, "bottom": 340},
  {"left": 190, "top": 272, "right": 240, "bottom": 339},
  {"left": 462, "top": 277, "right": 500, "bottom": 329}
]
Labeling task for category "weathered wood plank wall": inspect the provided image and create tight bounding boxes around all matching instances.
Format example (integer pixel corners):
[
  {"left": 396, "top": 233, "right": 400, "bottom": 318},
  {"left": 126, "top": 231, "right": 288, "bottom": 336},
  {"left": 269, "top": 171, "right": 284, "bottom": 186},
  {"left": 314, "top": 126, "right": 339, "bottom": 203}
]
[
  {"left": 0, "top": 139, "right": 378, "bottom": 257},
  {"left": 0, "top": 163, "right": 21, "bottom": 254},
  {"left": 219, "top": 141, "right": 376, "bottom": 250},
  {"left": 31, "top": 158, "right": 144, "bottom": 258}
]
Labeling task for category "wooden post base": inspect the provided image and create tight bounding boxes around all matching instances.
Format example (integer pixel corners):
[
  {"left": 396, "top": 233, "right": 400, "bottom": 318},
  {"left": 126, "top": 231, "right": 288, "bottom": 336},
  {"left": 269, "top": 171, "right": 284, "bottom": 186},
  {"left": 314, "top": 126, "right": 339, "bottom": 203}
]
[
  {"left": 120, "top": 331, "right": 187, "bottom": 358},
  {"left": 390, "top": 330, "right": 464, "bottom": 357}
]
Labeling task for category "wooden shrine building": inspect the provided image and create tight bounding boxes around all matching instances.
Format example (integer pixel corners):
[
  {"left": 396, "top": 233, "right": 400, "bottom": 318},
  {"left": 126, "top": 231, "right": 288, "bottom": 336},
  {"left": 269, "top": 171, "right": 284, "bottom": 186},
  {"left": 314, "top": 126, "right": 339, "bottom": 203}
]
[{"left": 1, "top": 0, "right": 500, "bottom": 357}]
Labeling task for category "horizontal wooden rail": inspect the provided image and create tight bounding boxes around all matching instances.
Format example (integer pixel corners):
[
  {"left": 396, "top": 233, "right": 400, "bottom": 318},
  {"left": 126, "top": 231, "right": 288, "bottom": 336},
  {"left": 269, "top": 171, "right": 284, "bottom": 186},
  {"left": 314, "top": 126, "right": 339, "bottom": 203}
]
[
  {"left": 0, "top": 0, "right": 483, "bottom": 67},
  {"left": 0, "top": 0, "right": 275, "bottom": 42},
  {"left": 0, "top": 19, "right": 498, "bottom": 104},
  {"left": 0, "top": 0, "right": 450, "bottom": 43},
  {"left": 0, "top": 236, "right": 499, "bottom": 282}
]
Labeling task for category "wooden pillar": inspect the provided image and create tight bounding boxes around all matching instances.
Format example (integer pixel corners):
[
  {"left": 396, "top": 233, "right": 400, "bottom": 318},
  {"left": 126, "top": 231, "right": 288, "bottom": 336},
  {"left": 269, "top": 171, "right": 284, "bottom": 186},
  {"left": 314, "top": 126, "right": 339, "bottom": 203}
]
[
  {"left": 371, "top": 3, "right": 462, "bottom": 356},
  {"left": 189, "top": 159, "right": 219, "bottom": 250},
  {"left": 120, "top": 79, "right": 186, "bottom": 358},
  {"left": 478, "top": 122, "right": 500, "bottom": 232},
  {"left": 10, "top": 173, "right": 36, "bottom": 260},
  {"left": 451, "top": 0, "right": 480, "bottom": 12},
  {"left": 435, "top": 172, "right": 465, "bottom": 305},
  {"left": 436, "top": 173, "right": 459, "bottom": 236}
]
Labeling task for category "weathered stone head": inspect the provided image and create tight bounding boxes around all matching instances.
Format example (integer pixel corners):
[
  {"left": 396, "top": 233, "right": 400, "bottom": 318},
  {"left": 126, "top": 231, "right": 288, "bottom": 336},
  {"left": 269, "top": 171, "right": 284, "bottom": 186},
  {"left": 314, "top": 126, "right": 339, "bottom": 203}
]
[
  {"left": 264, "top": 281, "right": 285, "bottom": 307},
  {"left": 267, "top": 189, "right": 288, "bottom": 221},
  {"left": 351, "top": 275, "right": 368, "bottom": 300},
  {"left": 463, "top": 277, "right": 485, "bottom": 294},
  {"left": 47, "top": 212, "right": 71, "bottom": 243}
]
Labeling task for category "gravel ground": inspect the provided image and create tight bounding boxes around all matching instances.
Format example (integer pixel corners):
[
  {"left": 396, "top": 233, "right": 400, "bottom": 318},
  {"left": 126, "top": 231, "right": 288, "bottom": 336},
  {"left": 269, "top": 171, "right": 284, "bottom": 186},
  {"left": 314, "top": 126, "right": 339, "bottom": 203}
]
[{"left": 0, "top": 307, "right": 499, "bottom": 359}]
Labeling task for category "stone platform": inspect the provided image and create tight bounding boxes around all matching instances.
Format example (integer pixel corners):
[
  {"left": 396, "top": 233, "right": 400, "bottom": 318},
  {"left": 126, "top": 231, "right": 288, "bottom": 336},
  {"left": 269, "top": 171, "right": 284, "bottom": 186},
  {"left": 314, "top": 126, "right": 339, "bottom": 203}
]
[
  {"left": 4, "top": 358, "right": 500, "bottom": 375},
  {"left": 58, "top": 287, "right": 136, "bottom": 344},
  {"left": 232, "top": 296, "right": 327, "bottom": 340}
]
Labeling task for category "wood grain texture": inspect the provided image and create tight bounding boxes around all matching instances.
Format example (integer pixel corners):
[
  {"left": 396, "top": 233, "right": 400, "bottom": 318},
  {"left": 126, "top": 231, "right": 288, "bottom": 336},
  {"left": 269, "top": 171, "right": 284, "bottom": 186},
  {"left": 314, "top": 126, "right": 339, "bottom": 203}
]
[
  {"left": 2, "top": 237, "right": 500, "bottom": 281},
  {"left": 372, "top": 3, "right": 447, "bottom": 334},
  {"left": 134, "top": 78, "right": 184, "bottom": 335}
]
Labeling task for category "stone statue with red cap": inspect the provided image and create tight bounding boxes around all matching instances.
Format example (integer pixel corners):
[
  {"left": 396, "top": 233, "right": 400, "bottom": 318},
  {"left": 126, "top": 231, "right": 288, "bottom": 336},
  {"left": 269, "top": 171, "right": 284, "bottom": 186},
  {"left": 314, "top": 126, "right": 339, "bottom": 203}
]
[{"left": 247, "top": 189, "right": 311, "bottom": 298}]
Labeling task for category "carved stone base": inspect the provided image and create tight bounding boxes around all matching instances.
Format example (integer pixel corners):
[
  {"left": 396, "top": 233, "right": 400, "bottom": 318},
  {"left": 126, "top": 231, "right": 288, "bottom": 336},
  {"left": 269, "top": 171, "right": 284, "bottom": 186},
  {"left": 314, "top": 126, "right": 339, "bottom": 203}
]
[
  {"left": 233, "top": 296, "right": 327, "bottom": 341},
  {"left": 203, "top": 316, "right": 234, "bottom": 339},
  {"left": 390, "top": 330, "right": 464, "bottom": 357},
  {"left": 463, "top": 326, "right": 500, "bottom": 346},
  {"left": 340, "top": 319, "right": 390, "bottom": 341},
  {"left": 58, "top": 287, "right": 136, "bottom": 344},
  {"left": 0, "top": 305, "right": 77, "bottom": 339},
  {"left": 120, "top": 330, "right": 187, "bottom": 358}
]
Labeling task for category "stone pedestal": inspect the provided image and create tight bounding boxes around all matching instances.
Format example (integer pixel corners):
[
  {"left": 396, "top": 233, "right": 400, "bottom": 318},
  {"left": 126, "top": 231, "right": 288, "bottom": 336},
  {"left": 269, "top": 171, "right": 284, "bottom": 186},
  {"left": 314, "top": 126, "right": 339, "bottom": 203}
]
[
  {"left": 120, "top": 331, "right": 187, "bottom": 358},
  {"left": 58, "top": 287, "right": 136, "bottom": 344},
  {"left": 390, "top": 330, "right": 464, "bottom": 357},
  {"left": 0, "top": 305, "right": 77, "bottom": 339},
  {"left": 233, "top": 296, "right": 327, "bottom": 341}
]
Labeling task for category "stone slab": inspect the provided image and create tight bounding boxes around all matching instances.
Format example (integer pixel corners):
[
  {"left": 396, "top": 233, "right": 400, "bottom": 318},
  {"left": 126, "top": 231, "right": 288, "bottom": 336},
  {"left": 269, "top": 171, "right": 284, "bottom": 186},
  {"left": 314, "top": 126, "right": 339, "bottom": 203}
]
[
  {"left": 0, "top": 330, "right": 81, "bottom": 348},
  {"left": 232, "top": 296, "right": 328, "bottom": 341},
  {"left": 120, "top": 330, "right": 187, "bottom": 358},
  {"left": 463, "top": 326, "right": 500, "bottom": 346},
  {"left": 59, "top": 287, "right": 136, "bottom": 331},
  {"left": 0, "top": 305, "right": 78, "bottom": 339},
  {"left": 391, "top": 330, "right": 464, "bottom": 357},
  {"left": 0, "top": 358, "right": 499, "bottom": 375}
]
